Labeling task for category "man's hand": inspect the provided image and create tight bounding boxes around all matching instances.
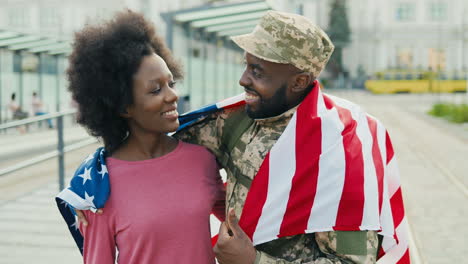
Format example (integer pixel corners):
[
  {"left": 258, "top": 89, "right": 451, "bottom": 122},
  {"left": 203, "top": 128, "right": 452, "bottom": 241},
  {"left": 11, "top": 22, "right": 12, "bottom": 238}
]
[
  {"left": 75, "top": 209, "right": 102, "bottom": 226},
  {"left": 214, "top": 209, "right": 256, "bottom": 264}
]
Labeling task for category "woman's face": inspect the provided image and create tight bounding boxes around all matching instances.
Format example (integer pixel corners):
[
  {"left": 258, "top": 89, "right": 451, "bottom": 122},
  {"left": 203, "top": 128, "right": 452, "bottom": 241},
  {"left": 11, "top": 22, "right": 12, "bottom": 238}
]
[{"left": 125, "top": 53, "right": 179, "bottom": 134}]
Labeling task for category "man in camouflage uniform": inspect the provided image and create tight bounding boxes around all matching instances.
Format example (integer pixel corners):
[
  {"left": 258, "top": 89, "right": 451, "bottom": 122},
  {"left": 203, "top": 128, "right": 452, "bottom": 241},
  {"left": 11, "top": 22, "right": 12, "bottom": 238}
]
[{"left": 176, "top": 11, "right": 379, "bottom": 264}]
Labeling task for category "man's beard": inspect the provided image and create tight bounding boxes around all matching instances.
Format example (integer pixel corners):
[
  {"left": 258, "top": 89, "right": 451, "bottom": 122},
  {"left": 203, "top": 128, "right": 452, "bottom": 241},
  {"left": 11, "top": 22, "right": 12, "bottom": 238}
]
[{"left": 245, "top": 83, "right": 290, "bottom": 119}]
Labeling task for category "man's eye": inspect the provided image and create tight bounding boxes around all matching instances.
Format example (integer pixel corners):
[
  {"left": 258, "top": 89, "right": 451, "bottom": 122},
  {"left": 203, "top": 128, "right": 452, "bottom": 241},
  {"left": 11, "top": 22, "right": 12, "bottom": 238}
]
[{"left": 252, "top": 69, "right": 261, "bottom": 78}]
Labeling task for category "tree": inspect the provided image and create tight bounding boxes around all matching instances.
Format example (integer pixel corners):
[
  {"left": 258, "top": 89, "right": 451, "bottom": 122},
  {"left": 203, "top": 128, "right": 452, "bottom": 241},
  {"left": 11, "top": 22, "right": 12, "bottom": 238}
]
[{"left": 327, "top": 0, "right": 351, "bottom": 78}]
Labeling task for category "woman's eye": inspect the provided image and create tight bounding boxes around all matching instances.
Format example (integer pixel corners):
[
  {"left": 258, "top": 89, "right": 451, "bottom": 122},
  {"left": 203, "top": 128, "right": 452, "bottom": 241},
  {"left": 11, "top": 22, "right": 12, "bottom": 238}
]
[
  {"left": 169, "top": 81, "right": 176, "bottom": 88},
  {"left": 151, "top": 86, "right": 161, "bottom": 94}
]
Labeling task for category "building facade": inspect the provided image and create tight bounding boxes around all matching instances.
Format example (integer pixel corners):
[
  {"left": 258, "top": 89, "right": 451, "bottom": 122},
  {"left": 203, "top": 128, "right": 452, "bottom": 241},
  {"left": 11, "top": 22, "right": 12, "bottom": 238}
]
[{"left": 295, "top": 0, "right": 468, "bottom": 79}]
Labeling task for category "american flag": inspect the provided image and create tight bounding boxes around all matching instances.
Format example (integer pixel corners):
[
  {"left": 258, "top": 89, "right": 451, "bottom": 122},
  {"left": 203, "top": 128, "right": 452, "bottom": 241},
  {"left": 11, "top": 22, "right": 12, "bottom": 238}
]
[
  {"left": 234, "top": 82, "right": 410, "bottom": 263},
  {"left": 56, "top": 81, "right": 409, "bottom": 263}
]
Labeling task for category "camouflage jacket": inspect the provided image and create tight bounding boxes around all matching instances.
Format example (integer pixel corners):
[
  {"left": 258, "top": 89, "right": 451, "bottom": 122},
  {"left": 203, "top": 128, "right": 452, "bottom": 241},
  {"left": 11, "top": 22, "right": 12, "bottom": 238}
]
[{"left": 175, "top": 105, "right": 378, "bottom": 264}]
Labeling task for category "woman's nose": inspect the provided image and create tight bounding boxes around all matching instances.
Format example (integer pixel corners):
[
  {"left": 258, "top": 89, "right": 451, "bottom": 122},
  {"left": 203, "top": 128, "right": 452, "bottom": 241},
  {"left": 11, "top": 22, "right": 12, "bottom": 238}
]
[{"left": 165, "top": 86, "right": 179, "bottom": 103}]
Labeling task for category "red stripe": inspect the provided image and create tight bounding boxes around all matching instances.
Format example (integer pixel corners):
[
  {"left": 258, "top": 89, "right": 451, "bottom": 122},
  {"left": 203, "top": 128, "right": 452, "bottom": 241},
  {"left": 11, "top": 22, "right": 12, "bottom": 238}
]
[
  {"left": 238, "top": 153, "right": 271, "bottom": 240},
  {"left": 367, "top": 117, "right": 385, "bottom": 214},
  {"left": 396, "top": 248, "right": 411, "bottom": 264},
  {"left": 330, "top": 96, "right": 365, "bottom": 227},
  {"left": 377, "top": 247, "right": 385, "bottom": 259},
  {"left": 279, "top": 84, "right": 322, "bottom": 237},
  {"left": 390, "top": 187, "right": 405, "bottom": 228},
  {"left": 224, "top": 100, "right": 246, "bottom": 109},
  {"left": 386, "top": 131, "right": 395, "bottom": 165},
  {"left": 211, "top": 234, "right": 219, "bottom": 247}
]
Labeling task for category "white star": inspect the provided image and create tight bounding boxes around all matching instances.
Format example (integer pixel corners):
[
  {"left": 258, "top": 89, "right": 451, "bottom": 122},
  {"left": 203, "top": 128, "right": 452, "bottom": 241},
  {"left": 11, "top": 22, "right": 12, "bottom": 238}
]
[
  {"left": 78, "top": 167, "right": 92, "bottom": 185},
  {"left": 70, "top": 216, "right": 79, "bottom": 231},
  {"left": 98, "top": 164, "right": 108, "bottom": 179},
  {"left": 84, "top": 192, "right": 96, "bottom": 208},
  {"left": 83, "top": 153, "right": 94, "bottom": 164},
  {"left": 60, "top": 200, "right": 69, "bottom": 208}
]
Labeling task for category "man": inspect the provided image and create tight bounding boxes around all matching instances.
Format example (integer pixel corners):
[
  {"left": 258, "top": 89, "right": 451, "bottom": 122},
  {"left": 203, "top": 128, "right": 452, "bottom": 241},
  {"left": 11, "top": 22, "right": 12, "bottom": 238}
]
[
  {"left": 74, "top": 11, "right": 408, "bottom": 264},
  {"left": 32, "top": 91, "right": 53, "bottom": 128},
  {"left": 174, "top": 11, "right": 380, "bottom": 264}
]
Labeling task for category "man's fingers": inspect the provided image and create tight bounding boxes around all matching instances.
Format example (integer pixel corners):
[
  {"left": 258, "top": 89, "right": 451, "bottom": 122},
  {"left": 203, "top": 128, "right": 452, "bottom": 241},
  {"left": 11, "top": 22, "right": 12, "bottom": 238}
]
[
  {"left": 227, "top": 208, "right": 240, "bottom": 236},
  {"left": 218, "top": 222, "right": 232, "bottom": 239},
  {"left": 75, "top": 209, "right": 88, "bottom": 226}
]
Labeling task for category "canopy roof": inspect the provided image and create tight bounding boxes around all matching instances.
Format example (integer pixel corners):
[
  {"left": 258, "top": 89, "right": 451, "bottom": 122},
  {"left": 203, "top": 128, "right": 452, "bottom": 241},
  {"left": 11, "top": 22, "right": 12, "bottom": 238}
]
[
  {"left": 0, "top": 30, "right": 70, "bottom": 56},
  {"left": 164, "top": 0, "right": 273, "bottom": 39}
]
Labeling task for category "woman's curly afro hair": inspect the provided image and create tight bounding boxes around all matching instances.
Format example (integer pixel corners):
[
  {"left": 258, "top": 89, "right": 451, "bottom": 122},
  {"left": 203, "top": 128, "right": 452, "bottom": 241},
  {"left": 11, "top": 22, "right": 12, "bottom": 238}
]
[{"left": 67, "top": 10, "right": 183, "bottom": 154}]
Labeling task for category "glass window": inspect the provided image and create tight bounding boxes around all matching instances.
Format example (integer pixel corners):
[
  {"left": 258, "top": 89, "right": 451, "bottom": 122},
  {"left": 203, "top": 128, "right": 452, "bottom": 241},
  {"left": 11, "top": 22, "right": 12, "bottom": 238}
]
[
  {"left": 9, "top": 7, "right": 29, "bottom": 27},
  {"left": 396, "top": 48, "right": 413, "bottom": 69},
  {"left": 428, "top": 1, "right": 447, "bottom": 22},
  {"left": 40, "top": 8, "right": 60, "bottom": 28},
  {"left": 395, "top": 2, "right": 415, "bottom": 21},
  {"left": 428, "top": 48, "right": 446, "bottom": 71},
  {"left": 40, "top": 55, "right": 58, "bottom": 74}
]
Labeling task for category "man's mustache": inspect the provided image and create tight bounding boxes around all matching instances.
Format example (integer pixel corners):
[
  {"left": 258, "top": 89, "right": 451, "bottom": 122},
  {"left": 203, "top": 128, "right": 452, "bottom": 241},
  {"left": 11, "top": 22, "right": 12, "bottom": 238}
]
[{"left": 243, "top": 86, "right": 259, "bottom": 96}]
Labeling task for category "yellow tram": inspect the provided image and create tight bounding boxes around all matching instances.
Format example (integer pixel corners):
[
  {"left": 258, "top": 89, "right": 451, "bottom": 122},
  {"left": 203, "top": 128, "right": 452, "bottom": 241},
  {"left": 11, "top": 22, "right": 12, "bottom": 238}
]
[{"left": 365, "top": 70, "right": 468, "bottom": 94}]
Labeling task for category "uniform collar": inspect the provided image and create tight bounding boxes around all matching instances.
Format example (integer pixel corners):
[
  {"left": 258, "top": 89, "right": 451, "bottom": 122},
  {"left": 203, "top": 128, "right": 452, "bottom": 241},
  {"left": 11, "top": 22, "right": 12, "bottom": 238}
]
[{"left": 254, "top": 105, "right": 299, "bottom": 125}]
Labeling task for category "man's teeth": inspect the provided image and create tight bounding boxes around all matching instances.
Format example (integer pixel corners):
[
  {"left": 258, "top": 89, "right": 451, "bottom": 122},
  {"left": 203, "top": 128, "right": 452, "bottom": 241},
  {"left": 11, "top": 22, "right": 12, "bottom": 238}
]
[
  {"left": 245, "top": 93, "right": 259, "bottom": 100},
  {"left": 163, "top": 110, "right": 178, "bottom": 116}
]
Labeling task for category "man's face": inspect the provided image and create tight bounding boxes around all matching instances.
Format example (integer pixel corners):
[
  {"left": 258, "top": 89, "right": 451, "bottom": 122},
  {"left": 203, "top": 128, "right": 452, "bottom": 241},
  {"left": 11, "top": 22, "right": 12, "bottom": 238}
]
[{"left": 239, "top": 53, "right": 295, "bottom": 119}]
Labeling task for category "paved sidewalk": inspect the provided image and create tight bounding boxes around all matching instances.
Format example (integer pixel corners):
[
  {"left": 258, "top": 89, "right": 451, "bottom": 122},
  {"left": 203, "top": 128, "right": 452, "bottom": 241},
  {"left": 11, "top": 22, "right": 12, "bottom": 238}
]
[
  {"left": 0, "top": 141, "right": 98, "bottom": 264},
  {"left": 0, "top": 182, "right": 82, "bottom": 264},
  {"left": 0, "top": 125, "right": 90, "bottom": 167}
]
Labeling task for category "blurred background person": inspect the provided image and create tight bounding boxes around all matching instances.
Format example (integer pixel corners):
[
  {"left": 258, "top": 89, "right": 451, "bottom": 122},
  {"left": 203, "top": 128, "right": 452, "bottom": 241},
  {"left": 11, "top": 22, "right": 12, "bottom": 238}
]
[
  {"left": 32, "top": 91, "right": 53, "bottom": 128},
  {"left": 7, "top": 92, "right": 28, "bottom": 133}
]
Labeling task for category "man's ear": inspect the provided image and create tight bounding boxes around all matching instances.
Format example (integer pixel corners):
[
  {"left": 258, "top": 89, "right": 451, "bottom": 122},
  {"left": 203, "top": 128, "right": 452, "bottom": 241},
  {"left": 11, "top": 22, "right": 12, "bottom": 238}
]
[{"left": 291, "top": 73, "right": 312, "bottom": 93}]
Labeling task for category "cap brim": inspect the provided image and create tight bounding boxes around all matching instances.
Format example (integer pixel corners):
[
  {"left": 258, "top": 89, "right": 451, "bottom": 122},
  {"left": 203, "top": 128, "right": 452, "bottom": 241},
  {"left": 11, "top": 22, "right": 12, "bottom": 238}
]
[{"left": 231, "top": 34, "right": 289, "bottom": 64}]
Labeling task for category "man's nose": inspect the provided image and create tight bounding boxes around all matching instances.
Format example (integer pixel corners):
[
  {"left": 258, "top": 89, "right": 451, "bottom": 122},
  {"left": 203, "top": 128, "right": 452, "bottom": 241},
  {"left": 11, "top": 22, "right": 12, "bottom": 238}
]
[{"left": 239, "top": 70, "right": 251, "bottom": 88}]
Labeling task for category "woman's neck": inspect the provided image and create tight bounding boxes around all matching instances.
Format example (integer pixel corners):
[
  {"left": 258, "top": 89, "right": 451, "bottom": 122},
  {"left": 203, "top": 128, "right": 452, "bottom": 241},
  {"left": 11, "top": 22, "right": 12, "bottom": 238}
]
[{"left": 111, "top": 132, "right": 178, "bottom": 161}]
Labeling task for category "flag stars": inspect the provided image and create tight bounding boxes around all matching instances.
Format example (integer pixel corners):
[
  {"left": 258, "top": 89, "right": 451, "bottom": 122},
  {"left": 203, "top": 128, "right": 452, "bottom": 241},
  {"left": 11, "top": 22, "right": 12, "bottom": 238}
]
[
  {"left": 60, "top": 200, "right": 69, "bottom": 208},
  {"left": 78, "top": 167, "right": 92, "bottom": 185},
  {"left": 83, "top": 153, "right": 95, "bottom": 164},
  {"left": 84, "top": 192, "right": 96, "bottom": 208},
  {"left": 98, "top": 164, "right": 108, "bottom": 179},
  {"left": 71, "top": 216, "right": 79, "bottom": 231}
]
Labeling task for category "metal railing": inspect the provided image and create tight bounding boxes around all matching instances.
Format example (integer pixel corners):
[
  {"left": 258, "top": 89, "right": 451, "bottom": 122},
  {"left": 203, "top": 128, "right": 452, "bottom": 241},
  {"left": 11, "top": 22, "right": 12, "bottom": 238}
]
[{"left": 0, "top": 110, "right": 97, "bottom": 190}]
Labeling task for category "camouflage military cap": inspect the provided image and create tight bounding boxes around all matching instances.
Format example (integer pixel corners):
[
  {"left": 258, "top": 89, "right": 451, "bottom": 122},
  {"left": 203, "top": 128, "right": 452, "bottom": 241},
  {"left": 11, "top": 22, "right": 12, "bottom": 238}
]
[{"left": 231, "top": 11, "right": 334, "bottom": 77}]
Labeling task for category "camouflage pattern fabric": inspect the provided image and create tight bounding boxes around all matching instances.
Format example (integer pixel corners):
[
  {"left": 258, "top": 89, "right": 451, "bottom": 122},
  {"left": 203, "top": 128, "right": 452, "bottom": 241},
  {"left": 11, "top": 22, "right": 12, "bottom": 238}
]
[
  {"left": 175, "top": 106, "right": 378, "bottom": 264},
  {"left": 231, "top": 11, "right": 334, "bottom": 78}
]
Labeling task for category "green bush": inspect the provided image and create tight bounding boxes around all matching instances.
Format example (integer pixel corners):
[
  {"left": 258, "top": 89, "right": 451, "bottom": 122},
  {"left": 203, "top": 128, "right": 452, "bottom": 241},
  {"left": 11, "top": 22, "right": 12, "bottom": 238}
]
[
  {"left": 450, "top": 104, "right": 468, "bottom": 123},
  {"left": 429, "top": 103, "right": 454, "bottom": 117},
  {"left": 429, "top": 103, "right": 468, "bottom": 123}
]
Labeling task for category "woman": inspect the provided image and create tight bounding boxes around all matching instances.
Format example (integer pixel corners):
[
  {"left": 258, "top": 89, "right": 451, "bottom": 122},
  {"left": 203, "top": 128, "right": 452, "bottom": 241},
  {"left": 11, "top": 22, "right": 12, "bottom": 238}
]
[
  {"left": 8, "top": 93, "right": 28, "bottom": 133},
  {"left": 65, "top": 10, "right": 225, "bottom": 263}
]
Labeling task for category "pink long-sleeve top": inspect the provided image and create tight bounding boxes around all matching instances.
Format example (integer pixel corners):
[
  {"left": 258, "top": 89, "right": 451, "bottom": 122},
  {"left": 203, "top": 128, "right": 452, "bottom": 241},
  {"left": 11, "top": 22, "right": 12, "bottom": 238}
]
[{"left": 81, "top": 141, "right": 225, "bottom": 264}]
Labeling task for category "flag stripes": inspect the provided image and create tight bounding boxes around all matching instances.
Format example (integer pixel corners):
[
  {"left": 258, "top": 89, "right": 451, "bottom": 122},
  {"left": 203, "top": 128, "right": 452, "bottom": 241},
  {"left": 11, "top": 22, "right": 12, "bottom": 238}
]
[{"left": 237, "top": 84, "right": 409, "bottom": 263}]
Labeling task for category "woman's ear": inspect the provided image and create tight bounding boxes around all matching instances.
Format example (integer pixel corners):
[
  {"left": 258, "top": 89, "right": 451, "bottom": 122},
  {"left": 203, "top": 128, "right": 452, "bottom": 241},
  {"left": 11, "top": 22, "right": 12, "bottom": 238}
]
[
  {"left": 120, "top": 107, "right": 131, "bottom": 118},
  {"left": 291, "top": 73, "right": 312, "bottom": 93}
]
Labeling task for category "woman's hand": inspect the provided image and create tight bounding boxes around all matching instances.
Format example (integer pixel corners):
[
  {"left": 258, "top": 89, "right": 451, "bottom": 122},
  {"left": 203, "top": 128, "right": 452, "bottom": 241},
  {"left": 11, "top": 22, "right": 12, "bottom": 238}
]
[{"left": 75, "top": 209, "right": 103, "bottom": 226}]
